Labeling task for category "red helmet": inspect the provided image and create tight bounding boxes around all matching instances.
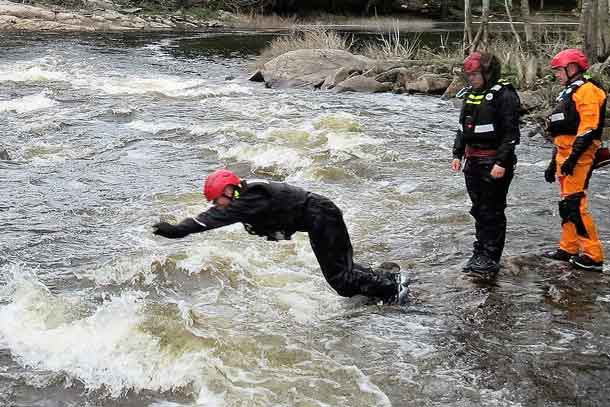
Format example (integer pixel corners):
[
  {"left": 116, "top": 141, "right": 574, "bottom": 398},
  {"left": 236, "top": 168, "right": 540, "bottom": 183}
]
[
  {"left": 203, "top": 169, "right": 240, "bottom": 202},
  {"left": 550, "top": 49, "right": 589, "bottom": 71},
  {"left": 463, "top": 52, "right": 482, "bottom": 73}
]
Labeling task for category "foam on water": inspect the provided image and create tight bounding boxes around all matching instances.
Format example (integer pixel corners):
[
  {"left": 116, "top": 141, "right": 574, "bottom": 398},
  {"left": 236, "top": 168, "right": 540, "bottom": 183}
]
[
  {"left": 0, "top": 65, "right": 69, "bottom": 83},
  {"left": 218, "top": 143, "right": 311, "bottom": 173},
  {"left": 0, "top": 93, "right": 57, "bottom": 113},
  {"left": 0, "top": 265, "right": 223, "bottom": 399},
  {"left": 0, "top": 263, "right": 392, "bottom": 405},
  {"left": 79, "top": 75, "right": 253, "bottom": 98},
  {"left": 127, "top": 120, "right": 186, "bottom": 134}
]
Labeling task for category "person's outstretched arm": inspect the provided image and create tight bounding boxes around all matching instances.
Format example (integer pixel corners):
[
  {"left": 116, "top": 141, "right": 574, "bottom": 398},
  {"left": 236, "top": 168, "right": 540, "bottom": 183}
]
[{"left": 153, "top": 187, "right": 270, "bottom": 239}]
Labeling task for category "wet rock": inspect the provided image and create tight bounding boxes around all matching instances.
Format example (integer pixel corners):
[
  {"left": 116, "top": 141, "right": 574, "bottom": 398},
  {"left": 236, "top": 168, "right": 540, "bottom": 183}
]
[
  {"left": 0, "top": 148, "right": 9, "bottom": 161},
  {"left": 121, "top": 7, "right": 142, "bottom": 14},
  {"left": 519, "top": 90, "right": 545, "bottom": 114},
  {"left": 404, "top": 73, "right": 451, "bottom": 95},
  {"left": 261, "top": 49, "right": 374, "bottom": 89},
  {"left": 0, "top": 0, "right": 224, "bottom": 31},
  {"left": 374, "top": 67, "right": 410, "bottom": 86},
  {"left": 322, "top": 66, "right": 361, "bottom": 90},
  {"left": 248, "top": 70, "right": 264, "bottom": 82},
  {"left": 442, "top": 75, "right": 466, "bottom": 99},
  {"left": 335, "top": 75, "right": 393, "bottom": 93}
]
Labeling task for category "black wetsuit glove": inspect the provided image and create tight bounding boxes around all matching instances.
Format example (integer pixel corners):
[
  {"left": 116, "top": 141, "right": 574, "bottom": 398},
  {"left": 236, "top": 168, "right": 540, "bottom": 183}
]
[
  {"left": 560, "top": 156, "right": 577, "bottom": 176},
  {"left": 544, "top": 160, "right": 556, "bottom": 183},
  {"left": 153, "top": 222, "right": 182, "bottom": 239}
]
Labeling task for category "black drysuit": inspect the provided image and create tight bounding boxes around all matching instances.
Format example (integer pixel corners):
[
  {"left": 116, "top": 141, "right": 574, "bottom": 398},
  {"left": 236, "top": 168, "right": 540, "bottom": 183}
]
[
  {"left": 452, "top": 81, "right": 521, "bottom": 262},
  {"left": 154, "top": 180, "right": 397, "bottom": 299}
]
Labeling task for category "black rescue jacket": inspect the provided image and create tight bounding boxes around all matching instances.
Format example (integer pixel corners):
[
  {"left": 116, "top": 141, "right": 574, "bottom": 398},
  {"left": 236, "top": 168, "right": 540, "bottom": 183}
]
[
  {"left": 169, "top": 180, "right": 311, "bottom": 241},
  {"left": 452, "top": 79, "right": 521, "bottom": 167}
]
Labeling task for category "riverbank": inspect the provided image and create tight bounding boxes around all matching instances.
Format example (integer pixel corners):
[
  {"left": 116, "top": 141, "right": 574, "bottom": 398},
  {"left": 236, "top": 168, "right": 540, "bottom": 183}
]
[
  {"left": 0, "top": 0, "right": 229, "bottom": 31},
  {"left": 248, "top": 27, "right": 610, "bottom": 140}
]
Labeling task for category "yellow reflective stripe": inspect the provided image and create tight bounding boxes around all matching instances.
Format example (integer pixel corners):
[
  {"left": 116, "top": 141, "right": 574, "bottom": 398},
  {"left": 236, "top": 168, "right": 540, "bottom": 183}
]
[
  {"left": 465, "top": 100, "right": 482, "bottom": 104},
  {"left": 468, "top": 94, "right": 485, "bottom": 100}
]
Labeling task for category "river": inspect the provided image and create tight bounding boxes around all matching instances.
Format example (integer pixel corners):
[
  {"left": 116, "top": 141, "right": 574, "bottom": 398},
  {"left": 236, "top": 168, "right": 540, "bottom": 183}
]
[{"left": 1, "top": 31, "right": 610, "bottom": 407}]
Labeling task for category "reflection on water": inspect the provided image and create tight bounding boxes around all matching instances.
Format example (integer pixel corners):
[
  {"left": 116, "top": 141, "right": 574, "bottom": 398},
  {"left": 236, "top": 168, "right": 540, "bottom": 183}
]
[{"left": 0, "top": 31, "right": 608, "bottom": 407}]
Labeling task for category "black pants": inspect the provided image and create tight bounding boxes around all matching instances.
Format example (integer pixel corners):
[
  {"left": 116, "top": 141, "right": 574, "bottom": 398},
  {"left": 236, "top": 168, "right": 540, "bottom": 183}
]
[
  {"left": 463, "top": 157, "right": 514, "bottom": 262},
  {"left": 304, "top": 194, "right": 396, "bottom": 299}
]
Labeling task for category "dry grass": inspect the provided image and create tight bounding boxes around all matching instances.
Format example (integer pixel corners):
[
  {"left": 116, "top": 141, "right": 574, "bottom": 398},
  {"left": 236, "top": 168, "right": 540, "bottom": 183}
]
[
  {"left": 255, "top": 27, "right": 355, "bottom": 68},
  {"left": 362, "top": 27, "right": 422, "bottom": 60},
  {"left": 234, "top": 11, "right": 299, "bottom": 29}
]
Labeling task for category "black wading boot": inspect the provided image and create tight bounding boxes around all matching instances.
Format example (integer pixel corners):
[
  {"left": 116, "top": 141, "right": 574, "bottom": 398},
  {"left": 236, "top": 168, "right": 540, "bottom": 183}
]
[
  {"left": 468, "top": 253, "right": 500, "bottom": 275},
  {"left": 542, "top": 249, "right": 575, "bottom": 262},
  {"left": 570, "top": 255, "right": 603, "bottom": 272},
  {"left": 375, "top": 262, "right": 409, "bottom": 305}
]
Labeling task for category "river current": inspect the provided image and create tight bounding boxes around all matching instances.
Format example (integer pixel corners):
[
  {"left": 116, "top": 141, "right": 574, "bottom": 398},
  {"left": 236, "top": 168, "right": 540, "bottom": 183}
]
[{"left": 1, "top": 31, "right": 610, "bottom": 407}]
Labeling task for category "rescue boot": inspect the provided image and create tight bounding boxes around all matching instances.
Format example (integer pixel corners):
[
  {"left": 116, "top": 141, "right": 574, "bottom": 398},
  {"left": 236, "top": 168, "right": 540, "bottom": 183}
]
[
  {"left": 468, "top": 253, "right": 499, "bottom": 275},
  {"left": 375, "top": 261, "right": 401, "bottom": 273},
  {"left": 569, "top": 255, "right": 603, "bottom": 272},
  {"left": 541, "top": 248, "right": 575, "bottom": 262},
  {"left": 462, "top": 253, "right": 478, "bottom": 273},
  {"left": 383, "top": 272, "right": 409, "bottom": 305},
  {"left": 375, "top": 263, "right": 408, "bottom": 305}
]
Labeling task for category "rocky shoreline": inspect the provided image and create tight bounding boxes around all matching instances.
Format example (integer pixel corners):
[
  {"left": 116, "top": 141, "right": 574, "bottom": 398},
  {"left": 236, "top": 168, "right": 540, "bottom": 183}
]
[
  {"left": 0, "top": 0, "right": 227, "bottom": 31},
  {"left": 249, "top": 48, "right": 547, "bottom": 121}
]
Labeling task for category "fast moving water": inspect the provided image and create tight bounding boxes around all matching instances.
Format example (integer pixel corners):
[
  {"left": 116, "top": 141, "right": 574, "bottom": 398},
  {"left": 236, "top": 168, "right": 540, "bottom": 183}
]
[{"left": 1, "top": 32, "right": 610, "bottom": 407}]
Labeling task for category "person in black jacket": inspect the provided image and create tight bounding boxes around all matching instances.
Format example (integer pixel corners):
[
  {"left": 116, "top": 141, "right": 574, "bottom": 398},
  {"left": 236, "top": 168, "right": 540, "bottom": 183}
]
[
  {"left": 451, "top": 52, "right": 521, "bottom": 275},
  {"left": 153, "top": 169, "right": 407, "bottom": 304}
]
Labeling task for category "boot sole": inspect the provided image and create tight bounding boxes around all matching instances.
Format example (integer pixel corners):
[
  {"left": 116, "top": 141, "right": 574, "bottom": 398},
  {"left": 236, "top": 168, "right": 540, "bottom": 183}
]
[{"left": 569, "top": 259, "right": 603, "bottom": 272}]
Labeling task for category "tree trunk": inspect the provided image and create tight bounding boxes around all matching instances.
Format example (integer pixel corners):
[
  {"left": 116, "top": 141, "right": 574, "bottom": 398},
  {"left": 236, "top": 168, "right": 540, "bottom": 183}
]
[
  {"left": 440, "top": 0, "right": 449, "bottom": 20},
  {"left": 599, "top": 0, "right": 610, "bottom": 60},
  {"left": 505, "top": 0, "right": 522, "bottom": 49},
  {"left": 581, "top": 0, "right": 599, "bottom": 62},
  {"left": 521, "top": 0, "right": 533, "bottom": 45},
  {"left": 469, "top": 0, "right": 490, "bottom": 52},
  {"left": 482, "top": 0, "right": 490, "bottom": 46},
  {"left": 464, "top": 0, "right": 473, "bottom": 53}
]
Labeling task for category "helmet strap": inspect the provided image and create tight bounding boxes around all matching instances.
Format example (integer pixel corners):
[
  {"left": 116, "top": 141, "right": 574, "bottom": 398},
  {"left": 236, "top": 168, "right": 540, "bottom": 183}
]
[{"left": 565, "top": 64, "right": 583, "bottom": 84}]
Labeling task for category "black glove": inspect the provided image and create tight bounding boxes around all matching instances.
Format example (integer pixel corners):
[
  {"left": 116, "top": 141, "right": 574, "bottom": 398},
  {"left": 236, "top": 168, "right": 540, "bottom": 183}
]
[
  {"left": 560, "top": 156, "right": 577, "bottom": 176},
  {"left": 153, "top": 222, "right": 181, "bottom": 239},
  {"left": 544, "top": 160, "right": 556, "bottom": 183}
]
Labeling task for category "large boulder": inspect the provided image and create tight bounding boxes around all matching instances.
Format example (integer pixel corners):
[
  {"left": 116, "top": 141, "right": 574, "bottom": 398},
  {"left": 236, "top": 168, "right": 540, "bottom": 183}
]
[
  {"left": 260, "top": 49, "right": 374, "bottom": 89},
  {"left": 518, "top": 90, "right": 545, "bottom": 114},
  {"left": 335, "top": 75, "right": 393, "bottom": 93},
  {"left": 0, "top": 148, "right": 9, "bottom": 161}
]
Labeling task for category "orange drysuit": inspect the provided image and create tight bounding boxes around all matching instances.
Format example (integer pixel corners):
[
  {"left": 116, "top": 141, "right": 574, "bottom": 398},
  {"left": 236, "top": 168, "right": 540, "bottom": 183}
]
[{"left": 550, "top": 80, "right": 606, "bottom": 262}]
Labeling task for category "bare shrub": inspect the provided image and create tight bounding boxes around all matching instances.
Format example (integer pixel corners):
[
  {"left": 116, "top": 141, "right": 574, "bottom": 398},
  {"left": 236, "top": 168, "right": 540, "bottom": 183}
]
[{"left": 362, "top": 26, "right": 421, "bottom": 60}]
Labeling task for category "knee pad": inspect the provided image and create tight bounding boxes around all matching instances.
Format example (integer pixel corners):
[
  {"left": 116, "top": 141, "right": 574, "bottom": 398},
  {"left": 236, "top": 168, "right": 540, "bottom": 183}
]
[{"left": 559, "top": 193, "right": 589, "bottom": 238}]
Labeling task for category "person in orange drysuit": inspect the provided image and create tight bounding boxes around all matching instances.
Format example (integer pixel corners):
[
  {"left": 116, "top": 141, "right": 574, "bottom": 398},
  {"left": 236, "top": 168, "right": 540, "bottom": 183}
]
[{"left": 543, "top": 49, "right": 607, "bottom": 271}]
